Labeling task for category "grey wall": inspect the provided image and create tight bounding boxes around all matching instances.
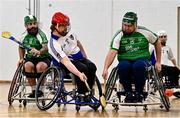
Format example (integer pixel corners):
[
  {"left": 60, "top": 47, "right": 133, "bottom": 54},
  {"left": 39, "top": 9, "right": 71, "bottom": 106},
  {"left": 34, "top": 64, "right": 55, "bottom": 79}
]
[
  {"left": 0, "top": 0, "right": 28, "bottom": 81},
  {"left": 0, "top": 0, "right": 180, "bottom": 82}
]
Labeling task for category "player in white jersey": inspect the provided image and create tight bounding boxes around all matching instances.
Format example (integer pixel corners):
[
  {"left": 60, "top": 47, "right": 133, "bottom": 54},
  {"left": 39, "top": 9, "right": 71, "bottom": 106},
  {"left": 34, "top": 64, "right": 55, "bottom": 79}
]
[
  {"left": 48, "top": 12, "right": 97, "bottom": 99},
  {"left": 157, "top": 30, "right": 180, "bottom": 87}
]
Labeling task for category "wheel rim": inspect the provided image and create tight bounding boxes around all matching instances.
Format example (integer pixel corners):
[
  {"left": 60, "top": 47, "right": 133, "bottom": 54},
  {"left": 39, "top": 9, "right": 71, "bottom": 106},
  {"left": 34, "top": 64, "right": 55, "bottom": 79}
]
[{"left": 36, "top": 66, "right": 63, "bottom": 110}]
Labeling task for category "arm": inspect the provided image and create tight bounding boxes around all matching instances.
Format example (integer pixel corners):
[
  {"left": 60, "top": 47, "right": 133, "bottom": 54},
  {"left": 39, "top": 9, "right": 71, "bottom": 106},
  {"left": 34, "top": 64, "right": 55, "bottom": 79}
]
[
  {"left": 154, "top": 39, "right": 161, "bottom": 72},
  {"left": 39, "top": 44, "right": 48, "bottom": 55},
  {"left": 18, "top": 47, "right": 25, "bottom": 65},
  {"left": 77, "top": 40, "right": 87, "bottom": 58},
  {"left": 60, "top": 56, "right": 87, "bottom": 81},
  {"left": 171, "top": 59, "right": 179, "bottom": 68},
  {"left": 168, "top": 47, "right": 178, "bottom": 67},
  {"left": 102, "top": 49, "right": 118, "bottom": 79},
  {"left": 30, "top": 44, "right": 48, "bottom": 56}
]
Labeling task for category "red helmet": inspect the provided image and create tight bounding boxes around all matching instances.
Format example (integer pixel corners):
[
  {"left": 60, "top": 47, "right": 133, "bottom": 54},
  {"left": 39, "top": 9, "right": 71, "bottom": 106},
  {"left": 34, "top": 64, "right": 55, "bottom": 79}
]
[{"left": 52, "top": 12, "right": 70, "bottom": 25}]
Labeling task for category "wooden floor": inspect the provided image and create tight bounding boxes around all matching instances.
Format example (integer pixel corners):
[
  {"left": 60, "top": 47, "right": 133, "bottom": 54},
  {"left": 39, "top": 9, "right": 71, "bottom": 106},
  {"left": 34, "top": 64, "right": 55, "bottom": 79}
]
[{"left": 0, "top": 83, "right": 180, "bottom": 118}]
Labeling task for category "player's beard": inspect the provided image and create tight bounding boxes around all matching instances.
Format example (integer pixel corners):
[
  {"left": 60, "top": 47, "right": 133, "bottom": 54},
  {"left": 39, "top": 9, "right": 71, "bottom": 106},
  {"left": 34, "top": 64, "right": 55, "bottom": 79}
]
[
  {"left": 60, "top": 31, "right": 68, "bottom": 36},
  {"left": 27, "top": 27, "right": 38, "bottom": 36},
  {"left": 55, "top": 28, "right": 68, "bottom": 36},
  {"left": 161, "top": 41, "right": 166, "bottom": 46}
]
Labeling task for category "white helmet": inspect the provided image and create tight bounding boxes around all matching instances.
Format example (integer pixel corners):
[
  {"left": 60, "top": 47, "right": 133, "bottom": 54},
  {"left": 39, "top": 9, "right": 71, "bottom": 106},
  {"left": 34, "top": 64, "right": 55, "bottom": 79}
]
[{"left": 157, "top": 30, "right": 167, "bottom": 36}]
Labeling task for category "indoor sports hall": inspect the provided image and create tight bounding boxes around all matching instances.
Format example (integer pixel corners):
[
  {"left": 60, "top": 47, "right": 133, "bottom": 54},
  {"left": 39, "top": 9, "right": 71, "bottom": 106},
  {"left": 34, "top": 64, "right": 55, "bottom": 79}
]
[{"left": 0, "top": 0, "right": 180, "bottom": 117}]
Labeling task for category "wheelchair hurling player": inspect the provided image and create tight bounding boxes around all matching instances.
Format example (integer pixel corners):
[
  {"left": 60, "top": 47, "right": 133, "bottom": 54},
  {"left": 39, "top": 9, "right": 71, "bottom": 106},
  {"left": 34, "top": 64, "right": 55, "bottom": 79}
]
[
  {"left": 104, "top": 52, "right": 170, "bottom": 112},
  {"left": 35, "top": 12, "right": 105, "bottom": 112}
]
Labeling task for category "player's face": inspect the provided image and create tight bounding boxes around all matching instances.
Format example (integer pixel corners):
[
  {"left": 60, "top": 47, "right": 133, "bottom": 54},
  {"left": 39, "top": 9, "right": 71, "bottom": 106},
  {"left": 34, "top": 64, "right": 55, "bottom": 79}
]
[
  {"left": 159, "top": 35, "right": 167, "bottom": 46},
  {"left": 122, "top": 23, "right": 136, "bottom": 34},
  {"left": 56, "top": 23, "right": 70, "bottom": 36},
  {"left": 26, "top": 21, "right": 38, "bottom": 28},
  {"left": 25, "top": 21, "right": 38, "bottom": 36}
]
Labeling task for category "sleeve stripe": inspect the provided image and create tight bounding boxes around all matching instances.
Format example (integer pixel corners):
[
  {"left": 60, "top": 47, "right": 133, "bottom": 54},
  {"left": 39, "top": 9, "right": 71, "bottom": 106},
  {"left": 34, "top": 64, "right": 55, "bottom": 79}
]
[
  {"left": 111, "top": 47, "right": 119, "bottom": 51},
  {"left": 152, "top": 38, "right": 158, "bottom": 45},
  {"left": 50, "top": 38, "right": 63, "bottom": 61}
]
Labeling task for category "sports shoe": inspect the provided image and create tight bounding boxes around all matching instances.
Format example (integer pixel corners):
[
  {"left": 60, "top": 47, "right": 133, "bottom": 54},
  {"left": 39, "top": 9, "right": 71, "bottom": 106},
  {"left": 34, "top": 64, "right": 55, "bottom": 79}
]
[
  {"left": 28, "top": 90, "right": 36, "bottom": 98},
  {"left": 37, "top": 90, "right": 43, "bottom": 97},
  {"left": 28, "top": 90, "right": 43, "bottom": 98},
  {"left": 173, "top": 91, "right": 180, "bottom": 98},
  {"left": 133, "top": 92, "right": 144, "bottom": 103},
  {"left": 124, "top": 92, "right": 133, "bottom": 103},
  {"left": 76, "top": 94, "right": 85, "bottom": 103}
]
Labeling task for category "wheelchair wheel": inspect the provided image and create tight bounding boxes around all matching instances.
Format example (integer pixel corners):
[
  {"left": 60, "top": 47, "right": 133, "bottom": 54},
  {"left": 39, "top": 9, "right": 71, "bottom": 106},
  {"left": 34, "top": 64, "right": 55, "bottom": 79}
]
[
  {"left": 8, "top": 63, "right": 23, "bottom": 105},
  {"left": 151, "top": 66, "right": 170, "bottom": 111},
  {"left": 89, "top": 76, "right": 102, "bottom": 111},
  {"left": 35, "top": 66, "right": 63, "bottom": 110},
  {"left": 105, "top": 67, "right": 118, "bottom": 100}
]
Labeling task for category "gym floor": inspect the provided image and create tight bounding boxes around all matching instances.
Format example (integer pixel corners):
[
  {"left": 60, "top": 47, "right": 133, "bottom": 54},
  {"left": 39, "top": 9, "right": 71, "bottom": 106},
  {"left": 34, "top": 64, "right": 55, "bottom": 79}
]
[{"left": 0, "top": 83, "right": 180, "bottom": 117}]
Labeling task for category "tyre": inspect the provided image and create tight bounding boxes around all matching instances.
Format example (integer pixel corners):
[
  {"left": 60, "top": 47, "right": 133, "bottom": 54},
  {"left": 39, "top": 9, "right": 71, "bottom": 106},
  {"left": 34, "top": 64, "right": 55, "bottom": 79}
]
[
  {"left": 89, "top": 76, "right": 102, "bottom": 110},
  {"left": 8, "top": 63, "right": 23, "bottom": 105},
  {"left": 151, "top": 66, "right": 170, "bottom": 111},
  {"left": 105, "top": 67, "right": 118, "bottom": 100},
  {"left": 35, "top": 66, "right": 63, "bottom": 110}
]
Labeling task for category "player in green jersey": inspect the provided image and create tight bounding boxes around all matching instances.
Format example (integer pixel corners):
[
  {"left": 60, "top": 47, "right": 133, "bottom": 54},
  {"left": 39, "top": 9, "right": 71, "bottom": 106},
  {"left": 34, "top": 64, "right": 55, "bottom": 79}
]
[
  {"left": 18, "top": 15, "right": 51, "bottom": 98},
  {"left": 102, "top": 12, "right": 161, "bottom": 103}
]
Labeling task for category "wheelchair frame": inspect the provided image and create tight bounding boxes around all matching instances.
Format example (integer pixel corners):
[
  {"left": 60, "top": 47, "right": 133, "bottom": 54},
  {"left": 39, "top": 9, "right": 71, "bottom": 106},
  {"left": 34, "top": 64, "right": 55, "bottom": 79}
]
[
  {"left": 8, "top": 63, "right": 40, "bottom": 106},
  {"left": 105, "top": 65, "right": 170, "bottom": 112},
  {"left": 35, "top": 66, "right": 103, "bottom": 112}
]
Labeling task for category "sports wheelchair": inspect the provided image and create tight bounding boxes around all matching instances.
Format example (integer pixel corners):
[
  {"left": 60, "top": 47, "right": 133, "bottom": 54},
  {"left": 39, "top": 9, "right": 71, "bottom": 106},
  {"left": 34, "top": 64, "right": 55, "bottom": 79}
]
[
  {"left": 35, "top": 66, "right": 104, "bottom": 112},
  {"left": 8, "top": 63, "right": 43, "bottom": 106},
  {"left": 105, "top": 65, "right": 170, "bottom": 112}
]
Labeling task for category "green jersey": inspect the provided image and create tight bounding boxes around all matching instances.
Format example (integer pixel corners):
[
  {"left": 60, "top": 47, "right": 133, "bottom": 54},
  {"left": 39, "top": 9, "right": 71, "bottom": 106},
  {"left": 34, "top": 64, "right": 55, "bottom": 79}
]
[
  {"left": 110, "top": 26, "right": 157, "bottom": 61},
  {"left": 20, "top": 29, "right": 49, "bottom": 59}
]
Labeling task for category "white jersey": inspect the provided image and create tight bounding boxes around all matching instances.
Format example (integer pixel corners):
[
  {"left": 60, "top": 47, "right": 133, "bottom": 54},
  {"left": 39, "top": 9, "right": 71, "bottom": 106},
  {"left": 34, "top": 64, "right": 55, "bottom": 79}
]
[
  {"left": 161, "top": 45, "right": 175, "bottom": 65},
  {"left": 48, "top": 32, "right": 83, "bottom": 63}
]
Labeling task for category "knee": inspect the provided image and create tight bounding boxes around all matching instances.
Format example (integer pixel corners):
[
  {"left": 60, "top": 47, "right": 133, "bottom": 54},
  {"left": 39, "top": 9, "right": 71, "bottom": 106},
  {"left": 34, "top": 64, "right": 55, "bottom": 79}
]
[
  {"left": 89, "top": 63, "right": 97, "bottom": 73},
  {"left": 79, "top": 65, "right": 89, "bottom": 73},
  {"left": 117, "top": 60, "right": 131, "bottom": 71},
  {"left": 24, "top": 62, "right": 34, "bottom": 72},
  {"left": 133, "top": 60, "right": 147, "bottom": 71},
  {"left": 36, "top": 62, "right": 48, "bottom": 72}
]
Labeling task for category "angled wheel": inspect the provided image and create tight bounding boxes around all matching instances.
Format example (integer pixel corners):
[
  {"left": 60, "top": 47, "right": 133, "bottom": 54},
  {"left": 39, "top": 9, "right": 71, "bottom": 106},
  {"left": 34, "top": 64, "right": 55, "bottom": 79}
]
[
  {"left": 89, "top": 76, "right": 102, "bottom": 110},
  {"left": 8, "top": 63, "right": 24, "bottom": 105},
  {"left": 105, "top": 67, "right": 118, "bottom": 100},
  {"left": 151, "top": 66, "right": 170, "bottom": 111},
  {"left": 35, "top": 66, "right": 63, "bottom": 110}
]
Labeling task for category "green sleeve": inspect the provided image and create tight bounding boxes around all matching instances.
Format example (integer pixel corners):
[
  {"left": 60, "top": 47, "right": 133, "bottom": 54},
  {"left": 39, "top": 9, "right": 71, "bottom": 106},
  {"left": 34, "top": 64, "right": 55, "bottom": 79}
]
[{"left": 39, "top": 29, "right": 48, "bottom": 44}]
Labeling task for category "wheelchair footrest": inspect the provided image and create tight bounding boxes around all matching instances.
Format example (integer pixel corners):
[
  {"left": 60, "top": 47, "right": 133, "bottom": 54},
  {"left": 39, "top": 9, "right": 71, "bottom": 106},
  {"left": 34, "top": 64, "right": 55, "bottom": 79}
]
[{"left": 116, "top": 91, "right": 148, "bottom": 100}]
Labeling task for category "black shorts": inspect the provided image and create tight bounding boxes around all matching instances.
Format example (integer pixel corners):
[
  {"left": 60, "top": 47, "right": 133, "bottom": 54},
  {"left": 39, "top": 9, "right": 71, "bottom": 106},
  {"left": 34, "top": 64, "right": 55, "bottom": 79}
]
[{"left": 25, "top": 57, "right": 51, "bottom": 68}]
